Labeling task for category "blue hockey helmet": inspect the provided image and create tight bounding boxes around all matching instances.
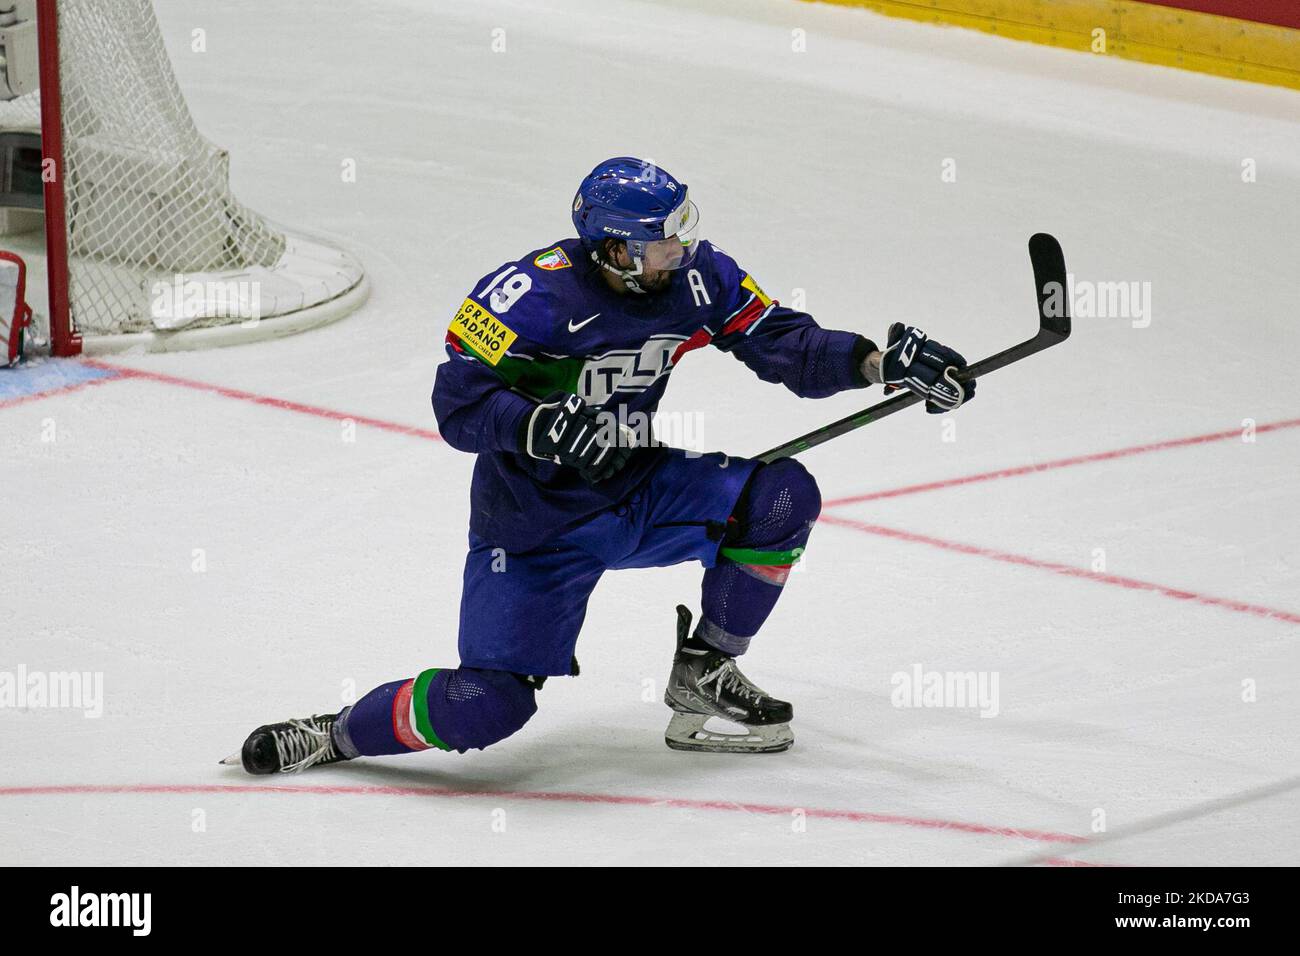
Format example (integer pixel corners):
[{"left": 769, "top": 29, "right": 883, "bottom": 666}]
[{"left": 571, "top": 157, "right": 701, "bottom": 284}]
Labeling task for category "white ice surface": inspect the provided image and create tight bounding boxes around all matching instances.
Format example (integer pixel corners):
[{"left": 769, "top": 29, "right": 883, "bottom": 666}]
[{"left": 2, "top": 0, "right": 1299, "bottom": 866}]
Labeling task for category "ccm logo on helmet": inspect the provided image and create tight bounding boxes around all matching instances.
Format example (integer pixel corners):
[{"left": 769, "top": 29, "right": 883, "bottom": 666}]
[{"left": 602, "top": 226, "right": 632, "bottom": 236}]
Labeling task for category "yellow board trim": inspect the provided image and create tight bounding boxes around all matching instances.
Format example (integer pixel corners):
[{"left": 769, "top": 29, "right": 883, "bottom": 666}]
[{"left": 803, "top": 0, "right": 1300, "bottom": 91}]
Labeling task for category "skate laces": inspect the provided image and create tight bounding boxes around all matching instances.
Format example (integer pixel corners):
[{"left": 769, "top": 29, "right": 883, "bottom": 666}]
[
  {"left": 698, "top": 658, "right": 764, "bottom": 704},
  {"left": 277, "top": 718, "right": 337, "bottom": 774}
]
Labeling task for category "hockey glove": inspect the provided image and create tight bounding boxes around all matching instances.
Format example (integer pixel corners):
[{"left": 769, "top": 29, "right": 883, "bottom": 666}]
[
  {"left": 879, "top": 322, "right": 976, "bottom": 414},
  {"left": 521, "top": 391, "right": 637, "bottom": 483}
]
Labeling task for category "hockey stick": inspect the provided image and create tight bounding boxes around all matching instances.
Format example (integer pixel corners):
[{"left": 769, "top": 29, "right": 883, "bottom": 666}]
[{"left": 757, "top": 233, "right": 1071, "bottom": 463}]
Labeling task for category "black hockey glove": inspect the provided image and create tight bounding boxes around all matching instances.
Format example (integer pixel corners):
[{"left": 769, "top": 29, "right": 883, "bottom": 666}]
[
  {"left": 879, "top": 322, "right": 976, "bottom": 414},
  {"left": 521, "top": 391, "right": 637, "bottom": 483}
]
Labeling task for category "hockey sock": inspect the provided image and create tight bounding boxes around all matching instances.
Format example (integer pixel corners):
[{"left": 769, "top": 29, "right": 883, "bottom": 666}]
[
  {"left": 697, "top": 459, "right": 821, "bottom": 656},
  {"left": 333, "top": 667, "right": 537, "bottom": 757}
]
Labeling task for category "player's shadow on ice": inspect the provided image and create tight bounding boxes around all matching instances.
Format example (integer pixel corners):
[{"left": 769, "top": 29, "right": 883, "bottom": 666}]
[
  {"left": 317, "top": 740, "right": 726, "bottom": 792},
  {"left": 250, "top": 721, "right": 800, "bottom": 792},
  {"left": 265, "top": 717, "right": 956, "bottom": 792}
]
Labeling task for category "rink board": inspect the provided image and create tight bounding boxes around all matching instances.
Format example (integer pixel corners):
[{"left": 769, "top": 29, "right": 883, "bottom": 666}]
[{"left": 808, "top": 0, "right": 1300, "bottom": 90}]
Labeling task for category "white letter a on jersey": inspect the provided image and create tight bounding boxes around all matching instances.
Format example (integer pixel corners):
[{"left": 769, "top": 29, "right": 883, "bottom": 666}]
[{"left": 687, "top": 269, "right": 710, "bottom": 308}]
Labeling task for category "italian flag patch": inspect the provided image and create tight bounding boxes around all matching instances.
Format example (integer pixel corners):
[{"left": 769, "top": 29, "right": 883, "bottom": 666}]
[{"left": 533, "top": 247, "right": 572, "bottom": 271}]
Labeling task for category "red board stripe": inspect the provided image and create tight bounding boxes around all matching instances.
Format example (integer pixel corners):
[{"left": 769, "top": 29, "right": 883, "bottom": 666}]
[{"left": 1143, "top": 0, "right": 1300, "bottom": 30}]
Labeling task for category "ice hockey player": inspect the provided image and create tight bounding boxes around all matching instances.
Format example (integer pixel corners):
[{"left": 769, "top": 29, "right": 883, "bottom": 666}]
[{"left": 226, "top": 157, "right": 976, "bottom": 772}]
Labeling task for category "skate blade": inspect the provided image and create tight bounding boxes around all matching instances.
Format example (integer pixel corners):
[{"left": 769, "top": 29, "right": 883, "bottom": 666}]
[
  {"left": 664, "top": 712, "right": 793, "bottom": 754},
  {"left": 219, "top": 751, "right": 242, "bottom": 766}
]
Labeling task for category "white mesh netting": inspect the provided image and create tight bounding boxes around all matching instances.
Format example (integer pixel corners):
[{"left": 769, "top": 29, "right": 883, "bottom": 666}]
[{"left": 0, "top": 0, "right": 365, "bottom": 344}]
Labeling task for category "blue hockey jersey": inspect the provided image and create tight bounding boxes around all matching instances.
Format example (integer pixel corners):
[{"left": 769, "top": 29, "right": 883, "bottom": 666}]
[{"left": 432, "top": 238, "right": 872, "bottom": 551}]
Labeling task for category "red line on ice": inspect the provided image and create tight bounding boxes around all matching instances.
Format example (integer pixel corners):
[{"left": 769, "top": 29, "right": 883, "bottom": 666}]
[
  {"left": 822, "top": 417, "right": 1300, "bottom": 509},
  {"left": 1040, "top": 857, "right": 1114, "bottom": 867},
  {"left": 0, "top": 783, "right": 1085, "bottom": 846},
  {"left": 69, "top": 361, "right": 1298, "bottom": 513},
  {"left": 822, "top": 514, "right": 1300, "bottom": 626},
  {"left": 41, "top": 361, "right": 1299, "bottom": 626},
  {"left": 82, "top": 359, "right": 443, "bottom": 442}
]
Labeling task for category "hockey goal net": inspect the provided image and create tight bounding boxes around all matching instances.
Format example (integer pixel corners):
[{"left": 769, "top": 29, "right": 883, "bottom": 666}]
[{"left": 0, "top": 0, "right": 367, "bottom": 355}]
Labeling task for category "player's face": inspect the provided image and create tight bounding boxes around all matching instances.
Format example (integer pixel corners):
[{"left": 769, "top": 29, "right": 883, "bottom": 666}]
[
  {"left": 612, "top": 243, "right": 673, "bottom": 292},
  {"left": 609, "top": 200, "right": 701, "bottom": 294},
  {"left": 637, "top": 262, "right": 673, "bottom": 293}
]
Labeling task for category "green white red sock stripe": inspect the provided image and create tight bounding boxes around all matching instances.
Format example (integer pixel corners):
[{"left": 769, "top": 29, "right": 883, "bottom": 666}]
[
  {"left": 718, "top": 543, "right": 804, "bottom": 584},
  {"left": 390, "top": 678, "right": 428, "bottom": 751},
  {"left": 391, "top": 670, "right": 451, "bottom": 751}
]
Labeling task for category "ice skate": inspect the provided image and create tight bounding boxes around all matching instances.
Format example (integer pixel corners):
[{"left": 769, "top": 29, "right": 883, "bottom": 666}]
[
  {"left": 663, "top": 605, "right": 794, "bottom": 754},
  {"left": 221, "top": 713, "right": 352, "bottom": 775}
]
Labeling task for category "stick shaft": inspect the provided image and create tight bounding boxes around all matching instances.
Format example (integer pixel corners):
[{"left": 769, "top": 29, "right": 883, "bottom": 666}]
[{"left": 756, "top": 233, "right": 1071, "bottom": 463}]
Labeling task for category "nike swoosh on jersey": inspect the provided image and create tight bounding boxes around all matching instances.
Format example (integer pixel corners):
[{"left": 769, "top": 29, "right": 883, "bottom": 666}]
[{"left": 568, "top": 313, "right": 600, "bottom": 332}]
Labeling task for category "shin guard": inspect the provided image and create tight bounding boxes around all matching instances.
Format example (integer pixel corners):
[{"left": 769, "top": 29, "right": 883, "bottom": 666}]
[{"left": 698, "top": 458, "right": 821, "bottom": 655}]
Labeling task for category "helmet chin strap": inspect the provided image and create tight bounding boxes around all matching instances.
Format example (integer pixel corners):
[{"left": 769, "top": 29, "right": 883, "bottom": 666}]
[{"left": 591, "top": 249, "right": 649, "bottom": 294}]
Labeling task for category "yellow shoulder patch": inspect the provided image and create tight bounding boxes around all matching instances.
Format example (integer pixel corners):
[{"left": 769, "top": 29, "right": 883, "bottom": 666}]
[
  {"left": 740, "top": 273, "right": 773, "bottom": 308},
  {"left": 449, "top": 298, "right": 518, "bottom": 366}
]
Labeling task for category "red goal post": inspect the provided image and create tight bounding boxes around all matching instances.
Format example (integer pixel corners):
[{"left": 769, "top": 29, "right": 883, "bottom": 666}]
[{"left": 4, "top": 0, "right": 368, "bottom": 356}]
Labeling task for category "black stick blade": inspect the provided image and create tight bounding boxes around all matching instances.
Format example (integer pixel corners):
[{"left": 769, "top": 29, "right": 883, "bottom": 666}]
[{"left": 1029, "top": 232, "right": 1071, "bottom": 340}]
